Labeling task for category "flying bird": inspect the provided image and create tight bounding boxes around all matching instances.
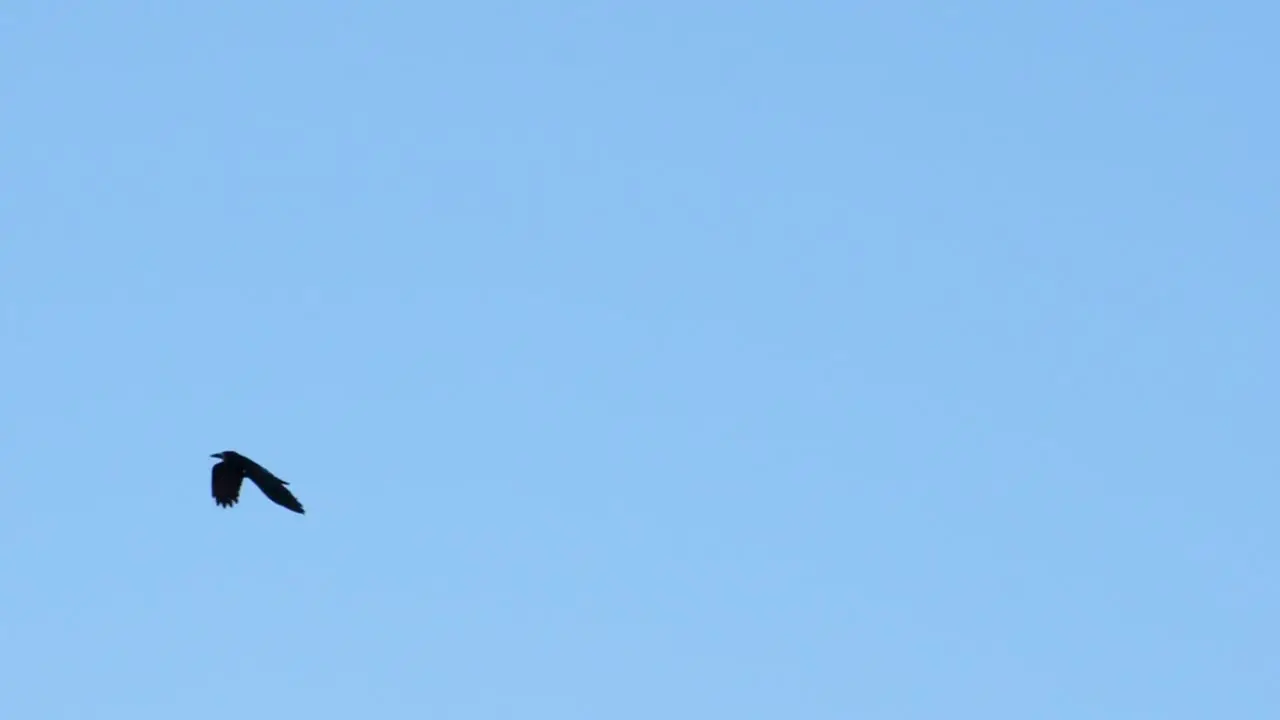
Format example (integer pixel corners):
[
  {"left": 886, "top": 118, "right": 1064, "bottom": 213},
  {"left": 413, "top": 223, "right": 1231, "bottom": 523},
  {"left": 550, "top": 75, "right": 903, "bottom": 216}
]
[{"left": 210, "top": 450, "right": 305, "bottom": 514}]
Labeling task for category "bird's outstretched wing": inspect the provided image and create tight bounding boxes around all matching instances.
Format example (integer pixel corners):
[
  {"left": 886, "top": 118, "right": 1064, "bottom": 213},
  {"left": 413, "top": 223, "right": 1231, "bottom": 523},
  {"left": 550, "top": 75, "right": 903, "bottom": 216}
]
[
  {"left": 242, "top": 462, "right": 306, "bottom": 514},
  {"left": 211, "top": 462, "right": 244, "bottom": 508}
]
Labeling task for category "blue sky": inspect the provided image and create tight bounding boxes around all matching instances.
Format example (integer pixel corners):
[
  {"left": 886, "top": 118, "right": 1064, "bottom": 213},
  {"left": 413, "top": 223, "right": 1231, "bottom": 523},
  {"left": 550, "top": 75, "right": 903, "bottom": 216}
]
[{"left": 2, "top": 2, "right": 1277, "bottom": 717}]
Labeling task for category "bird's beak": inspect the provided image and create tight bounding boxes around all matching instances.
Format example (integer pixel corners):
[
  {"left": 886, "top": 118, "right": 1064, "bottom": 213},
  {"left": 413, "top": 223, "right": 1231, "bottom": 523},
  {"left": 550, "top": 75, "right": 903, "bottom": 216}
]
[{"left": 210, "top": 452, "right": 222, "bottom": 458}]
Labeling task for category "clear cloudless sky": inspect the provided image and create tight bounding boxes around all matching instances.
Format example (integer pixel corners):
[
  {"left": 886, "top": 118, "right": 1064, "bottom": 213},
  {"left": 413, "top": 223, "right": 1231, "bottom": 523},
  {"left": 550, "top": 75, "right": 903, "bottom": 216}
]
[{"left": 2, "top": 2, "right": 1277, "bottom": 718}]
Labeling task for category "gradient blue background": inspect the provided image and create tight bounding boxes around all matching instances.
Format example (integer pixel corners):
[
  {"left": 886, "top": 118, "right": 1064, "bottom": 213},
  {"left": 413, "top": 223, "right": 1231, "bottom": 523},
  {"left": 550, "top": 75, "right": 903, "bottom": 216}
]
[{"left": 3, "top": 2, "right": 1277, "bottom": 717}]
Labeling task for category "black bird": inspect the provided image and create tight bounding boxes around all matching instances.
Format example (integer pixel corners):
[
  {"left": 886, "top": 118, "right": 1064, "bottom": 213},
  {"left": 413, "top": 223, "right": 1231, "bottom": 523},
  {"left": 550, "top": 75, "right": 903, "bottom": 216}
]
[{"left": 211, "top": 450, "right": 306, "bottom": 514}]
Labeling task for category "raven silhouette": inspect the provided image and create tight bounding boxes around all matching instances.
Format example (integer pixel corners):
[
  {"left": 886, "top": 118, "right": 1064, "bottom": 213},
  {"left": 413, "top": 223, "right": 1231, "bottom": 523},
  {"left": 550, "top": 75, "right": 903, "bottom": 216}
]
[{"left": 211, "top": 450, "right": 305, "bottom": 514}]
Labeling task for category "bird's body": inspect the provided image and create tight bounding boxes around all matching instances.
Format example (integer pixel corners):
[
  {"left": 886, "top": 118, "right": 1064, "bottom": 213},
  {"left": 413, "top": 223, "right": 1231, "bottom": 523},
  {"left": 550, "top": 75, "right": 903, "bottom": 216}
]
[{"left": 211, "top": 450, "right": 305, "bottom": 514}]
